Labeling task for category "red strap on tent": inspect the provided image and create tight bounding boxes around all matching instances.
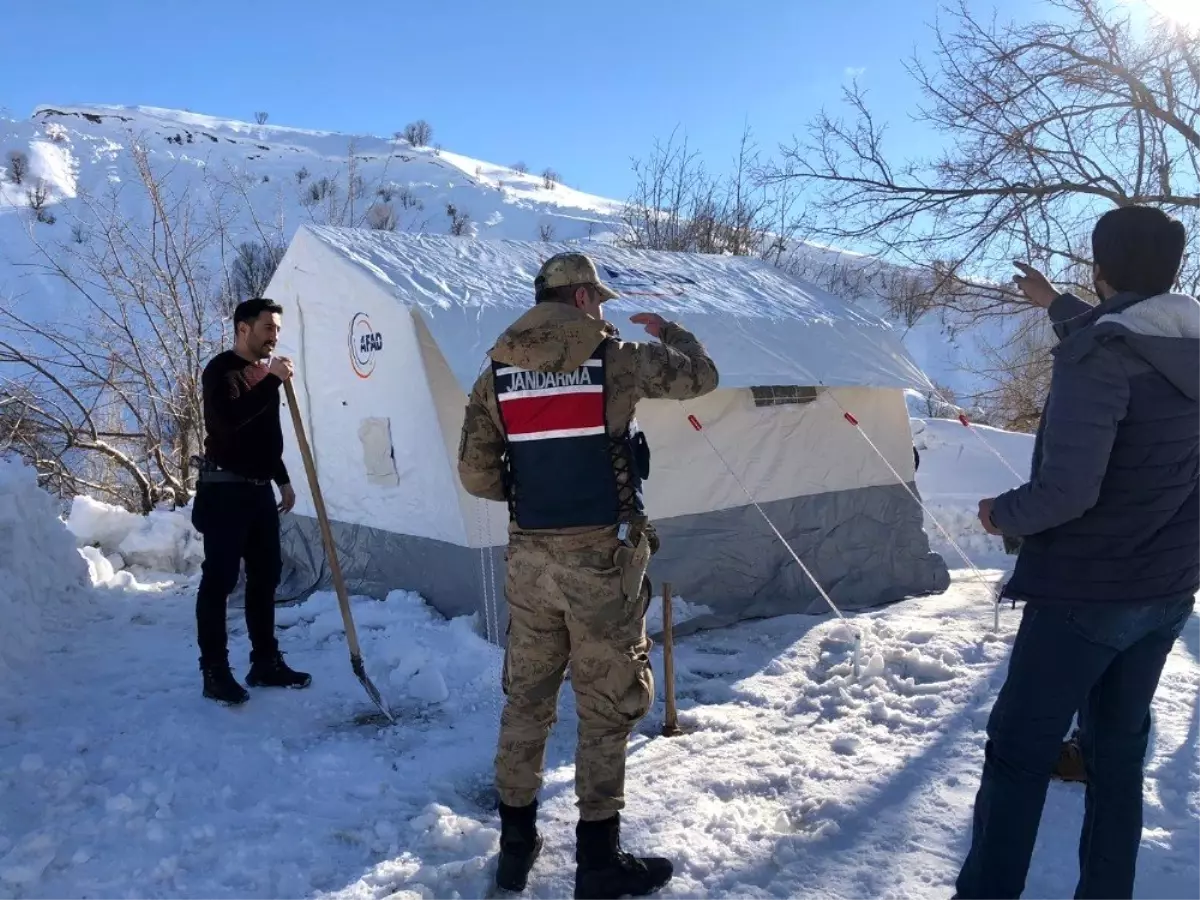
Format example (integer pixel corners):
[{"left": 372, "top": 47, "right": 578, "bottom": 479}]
[
  {"left": 843, "top": 411, "right": 859, "bottom": 427},
  {"left": 688, "top": 415, "right": 702, "bottom": 431}
]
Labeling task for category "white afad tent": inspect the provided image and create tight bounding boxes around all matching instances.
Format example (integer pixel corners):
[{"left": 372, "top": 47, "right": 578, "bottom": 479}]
[{"left": 267, "top": 225, "right": 949, "bottom": 637}]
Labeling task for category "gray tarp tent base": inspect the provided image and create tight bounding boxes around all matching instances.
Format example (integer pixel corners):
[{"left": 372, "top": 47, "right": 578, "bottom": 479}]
[{"left": 278, "top": 480, "right": 949, "bottom": 643}]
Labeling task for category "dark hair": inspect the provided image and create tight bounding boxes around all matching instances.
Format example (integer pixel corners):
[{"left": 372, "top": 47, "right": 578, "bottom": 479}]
[
  {"left": 1092, "top": 206, "right": 1186, "bottom": 297},
  {"left": 534, "top": 282, "right": 590, "bottom": 305},
  {"left": 233, "top": 297, "right": 283, "bottom": 329}
]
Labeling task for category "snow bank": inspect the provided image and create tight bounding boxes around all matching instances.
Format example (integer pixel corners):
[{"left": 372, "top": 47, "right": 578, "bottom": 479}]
[
  {"left": 273, "top": 588, "right": 498, "bottom": 707},
  {"left": 913, "top": 416, "right": 1034, "bottom": 564},
  {"left": 67, "top": 495, "right": 204, "bottom": 576},
  {"left": 0, "top": 457, "right": 93, "bottom": 679}
]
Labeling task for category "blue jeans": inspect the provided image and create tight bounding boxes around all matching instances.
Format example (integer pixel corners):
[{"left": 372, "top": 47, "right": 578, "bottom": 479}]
[{"left": 955, "top": 596, "right": 1194, "bottom": 899}]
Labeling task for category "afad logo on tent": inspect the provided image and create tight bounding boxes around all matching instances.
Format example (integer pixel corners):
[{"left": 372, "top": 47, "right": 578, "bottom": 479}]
[{"left": 348, "top": 312, "right": 383, "bottom": 379}]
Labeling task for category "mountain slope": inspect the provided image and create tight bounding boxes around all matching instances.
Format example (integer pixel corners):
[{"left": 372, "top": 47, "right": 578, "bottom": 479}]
[{"left": 0, "top": 103, "right": 995, "bottom": 408}]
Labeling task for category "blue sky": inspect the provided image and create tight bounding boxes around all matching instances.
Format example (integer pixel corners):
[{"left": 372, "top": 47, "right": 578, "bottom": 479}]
[{"left": 4, "top": 0, "right": 1054, "bottom": 201}]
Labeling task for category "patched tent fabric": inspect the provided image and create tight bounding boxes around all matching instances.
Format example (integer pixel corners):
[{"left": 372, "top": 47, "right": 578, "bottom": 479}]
[{"left": 267, "top": 226, "right": 949, "bottom": 638}]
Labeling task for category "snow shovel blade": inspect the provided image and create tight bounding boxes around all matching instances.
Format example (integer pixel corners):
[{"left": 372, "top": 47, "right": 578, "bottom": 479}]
[{"left": 351, "top": 653, "right": 395, "bottom": 723}]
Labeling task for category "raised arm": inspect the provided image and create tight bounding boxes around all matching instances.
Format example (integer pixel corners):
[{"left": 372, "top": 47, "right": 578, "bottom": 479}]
[
  {"left": 457, "top": 371, "right": 508, "bottom": 503},
  {"left": 618, "top": 314, "right": 719, "bottom": 402}
]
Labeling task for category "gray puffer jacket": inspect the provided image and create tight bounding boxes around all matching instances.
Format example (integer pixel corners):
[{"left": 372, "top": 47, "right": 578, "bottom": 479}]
[{"left": 993, "top": 290, "right": 1199, "bottom": 605}]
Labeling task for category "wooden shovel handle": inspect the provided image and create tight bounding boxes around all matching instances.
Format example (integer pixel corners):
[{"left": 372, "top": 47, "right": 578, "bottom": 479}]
[{"left": 282, "top": 378, "right": 362, "bottom": 658}]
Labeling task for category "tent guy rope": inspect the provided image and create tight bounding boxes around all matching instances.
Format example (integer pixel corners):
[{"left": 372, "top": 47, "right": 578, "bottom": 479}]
[
  {"left": 683, "top": 407, "right": 864, "bottom": 678},
  {"left": 820, "top": 386, "right": 1005, "bottom": 630}
]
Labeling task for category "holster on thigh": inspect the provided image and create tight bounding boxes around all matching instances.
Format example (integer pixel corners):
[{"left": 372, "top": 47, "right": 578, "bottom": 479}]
[{"left": 613, "top": 526, "right": 652, "bottom": 604}]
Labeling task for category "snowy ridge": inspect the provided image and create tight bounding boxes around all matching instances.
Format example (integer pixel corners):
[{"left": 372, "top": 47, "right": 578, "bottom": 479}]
[{"left": 2, "top": 103, "right": 998, "bottom": 404}]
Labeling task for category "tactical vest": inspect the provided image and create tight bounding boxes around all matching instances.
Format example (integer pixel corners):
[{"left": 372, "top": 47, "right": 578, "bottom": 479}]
[{"left": 492, "top": 340, "right": 649, "bottom": 530}]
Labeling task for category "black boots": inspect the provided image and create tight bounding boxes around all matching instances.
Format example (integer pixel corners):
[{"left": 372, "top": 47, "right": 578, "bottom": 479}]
[
  {"left": 246, "top": 649, "right": 312, "bottom": 689},
  {"left": 200, "top": 658, "right": 249, "bottom": 705},
  {"left": 496, "top": 801, "right": 543, "bottom": 892},
  {"left": 201, "top": 650, "right": 311, "bottom": 704},
  {"left": 574, "top": 813, "right": 673, "bottom": 900}
]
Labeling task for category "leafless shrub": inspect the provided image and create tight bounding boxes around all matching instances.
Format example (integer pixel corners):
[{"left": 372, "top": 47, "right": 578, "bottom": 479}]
[
  {"left": 367, "top": 202, "right": 398, "bottom": 231},
  {"left": 511, "top": 161, "right": 529, "bottom": 174},
  {"left": 26, "top": 179, "right": 54, "bottom": 223},
  {"left": 538, "top": 222, "right": 556, "bottom": 242},
  {"left": 302, "top": 176, "right": 336, "bottom": 207},
  {"left": 295, "top": 166, "right": 310, "bottom": 184},
  {"left": 542, "top": 168, "right": 559, "bottom": 190},
  {"left": 446, "top": 203, "right": 471, "bottom": 236},
  {"left": 254, "top": 111, "right": 269, "bottom": 125}
]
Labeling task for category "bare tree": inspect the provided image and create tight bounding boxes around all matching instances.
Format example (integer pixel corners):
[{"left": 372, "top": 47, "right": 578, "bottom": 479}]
[
  {"left": 295, "top": 166, "right": 310, "bottom": 184},
  {"left": 621, "top": 124, "right": 799, "bottom": 259},
  {"left": 763, "top": 0, "right": 1199, "bottom": 323},
  {"left": 967, "top": 316, "right": 1058, "bottom": 431},
  {"left": 541, "top": 168, "right": 559, "bottom": 190},
  {"left": 0, "top": 142, "right": 231, "bottom": 512},
  {"left": 5, "top": 149, "right": 28, "bottom": 185},
  {"left": 403, "top": 120, "right": 433, "bottom": 147},
  {"left": 921, "top": 380, "right": 960, "bottom": 418},
  {"left": 222, "top": 239, "right": 286, "bottom": 311},
  {"left": 254, "top": 111, "right": 269, "bottom": 126},
  {"left": 538, "top": 221, "right": 556, "bottom": 242},
  {"left": 26, "top": 179, "right": 54, "bottom": 224},
  {"left": 511, "top": 161, "right": 529, "bottom": 174}
]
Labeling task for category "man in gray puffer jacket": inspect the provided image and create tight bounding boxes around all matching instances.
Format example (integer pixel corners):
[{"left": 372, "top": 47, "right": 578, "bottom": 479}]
[{"left": 955, "top": 205, "right": 1198, "bottom": 900}]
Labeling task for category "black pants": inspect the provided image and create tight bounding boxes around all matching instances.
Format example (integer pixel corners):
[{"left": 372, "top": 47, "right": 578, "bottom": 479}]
[{"left": 191, "top": 481, "right": 282, "bottom": 665}]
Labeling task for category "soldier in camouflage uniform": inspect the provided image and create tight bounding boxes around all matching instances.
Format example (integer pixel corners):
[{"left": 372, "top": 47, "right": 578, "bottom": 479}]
[{"left": 458, "top": 252, "right": 719, "bottom": 898}]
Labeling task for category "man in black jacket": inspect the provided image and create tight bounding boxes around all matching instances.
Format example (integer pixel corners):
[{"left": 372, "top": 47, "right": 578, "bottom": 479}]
[{"left": 193, "top": 297, "right": 311, "bottom": 705}]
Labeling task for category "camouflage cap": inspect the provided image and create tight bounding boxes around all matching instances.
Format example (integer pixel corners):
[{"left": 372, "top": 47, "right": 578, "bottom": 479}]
[{"left": 534, "top": 252, "right": 619, "bottom": 301}]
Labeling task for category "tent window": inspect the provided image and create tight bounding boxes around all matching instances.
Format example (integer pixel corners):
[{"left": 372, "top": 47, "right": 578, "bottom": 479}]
[
  {"left": 750, "top": 386, "right": 821, "bottom": 407},
  {"left": 358, "top": 417, "right": 400, "bottom": 487}
]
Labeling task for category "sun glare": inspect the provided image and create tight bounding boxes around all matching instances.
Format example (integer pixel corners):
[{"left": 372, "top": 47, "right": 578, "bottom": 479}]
[{"left": 1129, "top": 0, "right": 1200, "bottom": 30}]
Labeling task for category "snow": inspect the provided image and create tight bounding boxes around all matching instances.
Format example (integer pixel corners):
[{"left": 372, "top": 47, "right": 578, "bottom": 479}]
[
  {"left": 4, "top": 102, "right": 1000, "bottom": 409},
  {"left": 913, "top": 416, "right": 1035, "bottom": 562},
  {"left": 66, "top": 494, "right": 205, "bottom": 576},
  {"left": 0, "top": 417, "right": 1195, "bottom": 898},
  {"left": 292, "top": 225, "right": 933, "bottom": 393},
  {"left": 0, "top": 102, "right": 1193, "bottom": 899},
  {"left": 0, "top": 456, "right": 93, "bottom": 681}
]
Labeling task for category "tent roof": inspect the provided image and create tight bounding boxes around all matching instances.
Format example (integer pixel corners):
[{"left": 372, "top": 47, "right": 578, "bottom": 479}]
[{"left": 298, "top": 225, "right": 934, "bottom": 393}]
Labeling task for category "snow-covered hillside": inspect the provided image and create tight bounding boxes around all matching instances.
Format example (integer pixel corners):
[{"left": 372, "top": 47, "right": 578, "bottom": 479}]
[
  {"left": 0, "top": 103, "right": 997, "bottom": 407},
  {"left": 0, "top": 416, "right": 1195, "bottom": 899}
]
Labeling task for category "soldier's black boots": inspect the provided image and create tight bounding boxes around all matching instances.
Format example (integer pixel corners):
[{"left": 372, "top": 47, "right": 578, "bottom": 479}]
[
  {"left": 246, "top": 649, "right": 312, "bottom": 689},
  {"left": 574, "top": 813, "right": 673, "bottom": 900},
  {"left": 200, "top": 658, "right": 249, "bottom": 705},
  {"left": 496, "top": 800, "right": 542, "bottom": 892}
]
